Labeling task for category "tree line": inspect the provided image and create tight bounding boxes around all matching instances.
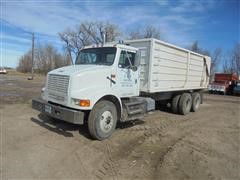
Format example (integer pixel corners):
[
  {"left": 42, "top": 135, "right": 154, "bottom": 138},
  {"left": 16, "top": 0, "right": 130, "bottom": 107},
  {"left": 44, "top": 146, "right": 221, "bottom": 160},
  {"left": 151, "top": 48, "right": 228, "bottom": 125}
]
[
  {"left": 17, "top": 44, "right": 71, "bottom": 74},
  {"left": 188, "top": 40, "right": 240, "bottom": 80},
  {"left": 17, "top": 21, "right": 239, "bottom": 76}
]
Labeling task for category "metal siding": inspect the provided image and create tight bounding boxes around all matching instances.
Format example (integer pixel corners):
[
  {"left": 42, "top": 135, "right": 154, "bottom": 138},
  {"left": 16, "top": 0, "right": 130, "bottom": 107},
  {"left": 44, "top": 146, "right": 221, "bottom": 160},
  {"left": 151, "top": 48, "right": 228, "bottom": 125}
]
[{"left": 126, "top": 39, "right": 211, "bottom": 93}]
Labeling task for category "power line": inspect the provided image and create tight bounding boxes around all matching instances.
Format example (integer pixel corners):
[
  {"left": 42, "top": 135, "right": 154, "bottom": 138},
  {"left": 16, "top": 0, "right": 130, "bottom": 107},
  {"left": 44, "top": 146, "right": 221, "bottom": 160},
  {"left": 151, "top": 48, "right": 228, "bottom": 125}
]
[
  {"left": 37, "top": 32, "right": 59, "bottom": 38},
  {"left": 0, "top": 18, "right": 36, "bottom": 79},
  {"left": 0, "top": 18, "right": 59, "bottom": 38},
  {"left": 1, "top": 18, "right": 63, "bottom": 79},
  {"left": 0, "top": 18, "right": 32, "bottom": 35}
]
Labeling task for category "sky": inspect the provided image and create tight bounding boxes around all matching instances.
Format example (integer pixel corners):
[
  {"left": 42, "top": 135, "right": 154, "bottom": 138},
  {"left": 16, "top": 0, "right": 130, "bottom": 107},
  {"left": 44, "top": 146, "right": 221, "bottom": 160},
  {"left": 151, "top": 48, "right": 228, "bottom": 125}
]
[{"left": 1, "top": 0, "right": 239, "bottom": 68}]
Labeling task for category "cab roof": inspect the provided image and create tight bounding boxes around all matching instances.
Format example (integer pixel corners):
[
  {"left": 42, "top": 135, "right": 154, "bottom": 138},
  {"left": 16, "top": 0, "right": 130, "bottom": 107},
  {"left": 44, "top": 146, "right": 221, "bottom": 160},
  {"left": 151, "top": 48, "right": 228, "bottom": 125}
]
[{"left": 82, "top": 43, "right": 138, "bottom": 51}]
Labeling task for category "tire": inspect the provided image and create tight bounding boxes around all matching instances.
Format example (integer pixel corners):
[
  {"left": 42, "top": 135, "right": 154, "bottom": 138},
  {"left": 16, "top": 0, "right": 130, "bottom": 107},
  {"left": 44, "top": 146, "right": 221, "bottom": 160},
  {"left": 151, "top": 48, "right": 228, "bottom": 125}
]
[
  {"left": 191, "top": 92, "right": 201, "bottom": 112},
  {"left": 88, "top": 100, "right": 117, "bottom": 140},
  {"left": 171, "top": 94, "right": 181, "bottom": 114},
  {"left": 200, "top": 92, "right": 204, "bottom": 104},
  {"left": 178, "top": 93, "right": 192, "bottom": 115}
]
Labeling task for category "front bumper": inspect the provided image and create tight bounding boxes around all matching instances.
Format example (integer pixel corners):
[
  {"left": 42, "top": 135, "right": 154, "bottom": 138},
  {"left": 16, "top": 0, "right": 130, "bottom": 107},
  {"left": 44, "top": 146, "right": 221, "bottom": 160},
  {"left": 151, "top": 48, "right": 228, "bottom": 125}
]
[
  {"left": 32, "top": 98, "right": 84, "bottom": 124},
  {"left": 208, "top": 85, "right": 225, "bottom": 92}
]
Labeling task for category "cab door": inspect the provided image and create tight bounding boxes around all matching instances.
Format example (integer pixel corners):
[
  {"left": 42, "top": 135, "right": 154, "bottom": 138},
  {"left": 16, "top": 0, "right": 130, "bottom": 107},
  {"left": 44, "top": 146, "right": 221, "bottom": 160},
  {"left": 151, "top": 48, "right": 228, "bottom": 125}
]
[{"left": 116, "top": 49, "right": 139, "bottom": 97}]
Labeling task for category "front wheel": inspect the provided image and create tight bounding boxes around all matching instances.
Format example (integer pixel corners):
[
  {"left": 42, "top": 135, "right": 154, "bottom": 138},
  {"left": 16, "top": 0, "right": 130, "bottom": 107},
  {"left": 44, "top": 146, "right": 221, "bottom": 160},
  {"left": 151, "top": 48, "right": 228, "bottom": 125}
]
[{"left": 88, "top": 100, "right": 117, "bottom": 140}]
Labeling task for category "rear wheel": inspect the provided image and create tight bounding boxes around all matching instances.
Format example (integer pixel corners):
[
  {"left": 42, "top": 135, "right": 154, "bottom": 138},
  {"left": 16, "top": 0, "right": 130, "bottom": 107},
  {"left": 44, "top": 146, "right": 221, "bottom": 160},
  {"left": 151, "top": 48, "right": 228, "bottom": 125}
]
[
  {"left": 178, "top": 93, "right": 192, "bottom": 115},
  {"left": 191, "top": 92, "right": 201, "bottom": 112},
  {"left": 171, "top": 94, "right": 181, "bottom": 114},
  {"left": 88, "top": 100, "right": 117, "bottom": 140}
]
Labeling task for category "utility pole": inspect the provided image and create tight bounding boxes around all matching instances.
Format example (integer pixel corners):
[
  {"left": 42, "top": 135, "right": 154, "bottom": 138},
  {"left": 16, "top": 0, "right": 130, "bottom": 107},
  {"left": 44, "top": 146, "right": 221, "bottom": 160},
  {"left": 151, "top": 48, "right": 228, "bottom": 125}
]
[
  {"left": 30, "top": 33, "right": 34, "bottom": 80},
  {"left": 32, "top": 32, "right": 34, "bottom": 79}
]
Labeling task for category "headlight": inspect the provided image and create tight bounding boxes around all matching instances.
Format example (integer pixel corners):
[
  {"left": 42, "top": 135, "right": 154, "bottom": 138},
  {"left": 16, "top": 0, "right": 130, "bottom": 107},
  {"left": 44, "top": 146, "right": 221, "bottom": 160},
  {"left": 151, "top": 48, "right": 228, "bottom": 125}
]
[
  {"left": 72, "top": 99, "right": 90, "bottom": 107},
  {"left": 41, "top": 87, "right": 46, "bottom": 99},
  {"left": 41, "top": 87, "right": 45, "bottom": 93}
]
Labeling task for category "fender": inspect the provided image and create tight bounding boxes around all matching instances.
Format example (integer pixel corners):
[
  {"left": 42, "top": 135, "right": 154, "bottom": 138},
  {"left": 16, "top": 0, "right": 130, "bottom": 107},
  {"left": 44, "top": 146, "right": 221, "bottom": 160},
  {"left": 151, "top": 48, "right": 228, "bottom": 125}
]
[{"left": 70, "top": 86, "right": 122, "bottom": 113}]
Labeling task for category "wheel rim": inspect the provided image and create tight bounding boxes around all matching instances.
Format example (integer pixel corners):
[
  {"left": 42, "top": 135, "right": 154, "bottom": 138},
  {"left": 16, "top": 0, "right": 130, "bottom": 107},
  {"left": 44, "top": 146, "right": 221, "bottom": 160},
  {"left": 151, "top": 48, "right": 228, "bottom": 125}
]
[{"left": 100, "top": 111, "right": 114, "bottom": 133}]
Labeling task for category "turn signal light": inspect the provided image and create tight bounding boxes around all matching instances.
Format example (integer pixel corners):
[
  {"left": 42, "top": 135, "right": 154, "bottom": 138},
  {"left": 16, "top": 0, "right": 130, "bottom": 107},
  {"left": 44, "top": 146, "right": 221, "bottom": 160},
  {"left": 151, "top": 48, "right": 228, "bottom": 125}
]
[{"left": 79, "top": 99, "right": 90, "bottom": 107}]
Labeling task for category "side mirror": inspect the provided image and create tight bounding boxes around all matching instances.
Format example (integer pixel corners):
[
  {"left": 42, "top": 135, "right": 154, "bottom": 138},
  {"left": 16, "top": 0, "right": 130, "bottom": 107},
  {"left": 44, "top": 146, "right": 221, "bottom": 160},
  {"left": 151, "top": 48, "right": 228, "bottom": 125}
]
[
  {"left": 131, "top": 65, "right": 138, "bottom": 72},
  {"left": 135, "top": 50, "right": 141, "bottom": 67}
]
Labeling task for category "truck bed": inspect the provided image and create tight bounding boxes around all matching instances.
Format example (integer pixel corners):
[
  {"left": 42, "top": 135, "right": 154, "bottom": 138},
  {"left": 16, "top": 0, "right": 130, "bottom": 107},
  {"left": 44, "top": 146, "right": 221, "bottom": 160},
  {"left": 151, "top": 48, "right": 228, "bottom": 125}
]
[{"left": 126, "top": 38, "right": 211, "bottom": 93}]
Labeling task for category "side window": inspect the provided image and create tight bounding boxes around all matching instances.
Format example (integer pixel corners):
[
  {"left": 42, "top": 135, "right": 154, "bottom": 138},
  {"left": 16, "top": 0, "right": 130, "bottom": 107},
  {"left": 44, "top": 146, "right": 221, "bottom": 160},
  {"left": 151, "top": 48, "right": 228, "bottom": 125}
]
[
  {"left": 105, "top": 54, "right": 115, "bottom": 64},
  {"left": 118, "top": 50, "right": 136, "bottom": 68}
]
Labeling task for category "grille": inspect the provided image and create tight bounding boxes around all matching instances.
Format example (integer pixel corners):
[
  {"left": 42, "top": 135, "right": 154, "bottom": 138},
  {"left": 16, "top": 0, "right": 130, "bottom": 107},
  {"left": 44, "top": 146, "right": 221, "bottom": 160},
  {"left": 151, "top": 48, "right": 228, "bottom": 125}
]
[
  {"left": 48, "top": 93, "right": 65, "bottom": 101},
  {"left": 47, "top": 74, "right": 70, "bottom": 101}
]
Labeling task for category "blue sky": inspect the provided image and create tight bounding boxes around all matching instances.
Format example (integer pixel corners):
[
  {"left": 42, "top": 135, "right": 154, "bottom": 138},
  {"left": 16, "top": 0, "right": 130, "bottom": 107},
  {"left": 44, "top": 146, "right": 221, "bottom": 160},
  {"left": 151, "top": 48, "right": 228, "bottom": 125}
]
[{"left": 1, "top": 0, "right": 239, "bottom": 68}]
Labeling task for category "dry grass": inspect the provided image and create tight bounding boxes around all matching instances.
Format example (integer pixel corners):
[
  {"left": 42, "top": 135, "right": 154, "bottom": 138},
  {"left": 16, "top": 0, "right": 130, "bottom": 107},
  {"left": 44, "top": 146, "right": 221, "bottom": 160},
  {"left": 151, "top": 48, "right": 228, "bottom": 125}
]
[{"left": 5, "top": 69, "right": 45, "bottom": 78}]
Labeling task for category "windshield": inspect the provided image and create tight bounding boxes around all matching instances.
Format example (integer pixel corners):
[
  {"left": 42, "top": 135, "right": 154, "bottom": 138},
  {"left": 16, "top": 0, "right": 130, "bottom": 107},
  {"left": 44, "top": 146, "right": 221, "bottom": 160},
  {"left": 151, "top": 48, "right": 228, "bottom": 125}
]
[{"left": 75, "top": 47, "right": 117, "bottom": 66}]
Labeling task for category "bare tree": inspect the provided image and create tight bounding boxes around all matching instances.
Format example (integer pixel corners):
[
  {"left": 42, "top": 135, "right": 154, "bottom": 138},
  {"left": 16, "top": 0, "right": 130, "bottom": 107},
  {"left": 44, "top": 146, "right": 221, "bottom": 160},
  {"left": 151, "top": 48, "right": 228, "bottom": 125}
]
[
  {"left": 144, "top": 25, "right": 161, "bottom": 39},
  {"left": 59, "top": 21, "right": 120, "bottom": 63},
  {"left": 17, "top": 43, "right": 70, "bottom": 74},
  {"left": 190, "top": 41, "right": 200, "bottom": 53},
  {"left": 129, "top": 29, "right": 141, "bottom": 40},
  {"left": 222, "top": 43, "right": 240, "bottom": 74},
  {"left": 129, "top": 25, "right": 161, "bottom": 40},
  {"left": 223, "top": 55, "right": 235, "bottom": 73},
  {"left": 58, "top": 30, "right": 75, "bottom": 65},
  {"left": 209, "top": 48, "right": 222, "bottom": 82},
  {"left": 189, "top": 41, "right": 223, "bottom": 82},
  {"left": 211, "top": 48, "right": 222, "bottom": 73},
  {"left": 189, "top": 41, "right": 210, "bottom": 56},
  {"left": 104, "top": 23, "right": 120, "bottom": 42},
  {"left": 17, "top": 51, "right": 32, "bottom": 73},
  {"left": 232, "top": 43, "right": 240, "bottom": 74}
]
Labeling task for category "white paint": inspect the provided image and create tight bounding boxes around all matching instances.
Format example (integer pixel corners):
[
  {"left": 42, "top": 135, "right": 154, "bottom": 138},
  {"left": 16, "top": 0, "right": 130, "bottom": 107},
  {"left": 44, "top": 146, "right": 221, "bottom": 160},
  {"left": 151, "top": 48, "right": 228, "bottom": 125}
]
[{"left": 126, "top": 38, "right": 211, "bottom": 93}]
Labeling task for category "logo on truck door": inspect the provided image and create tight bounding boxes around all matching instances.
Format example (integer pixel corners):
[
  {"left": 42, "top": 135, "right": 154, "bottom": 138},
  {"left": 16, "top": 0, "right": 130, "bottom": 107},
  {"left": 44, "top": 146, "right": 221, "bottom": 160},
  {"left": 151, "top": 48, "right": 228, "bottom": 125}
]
[
  {"left": 127, "top": 69, "right": 132, "bottom": 80},
  {"left": 118, "top": 51, "right": 135, "bottom": 87}
]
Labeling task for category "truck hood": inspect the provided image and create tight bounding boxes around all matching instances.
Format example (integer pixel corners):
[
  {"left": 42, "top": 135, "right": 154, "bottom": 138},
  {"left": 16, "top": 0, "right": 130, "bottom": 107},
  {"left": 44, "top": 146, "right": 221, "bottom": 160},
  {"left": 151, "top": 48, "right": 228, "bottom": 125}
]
[{"left": 48, "top": 65, "right": 110, "bottom": 76}]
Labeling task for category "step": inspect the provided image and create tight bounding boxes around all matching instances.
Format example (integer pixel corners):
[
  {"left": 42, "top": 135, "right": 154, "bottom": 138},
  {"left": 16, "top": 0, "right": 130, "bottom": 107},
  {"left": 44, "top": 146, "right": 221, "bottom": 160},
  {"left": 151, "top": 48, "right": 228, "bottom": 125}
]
[
  {"left": 128, "top": 108, "right": 144, "bottom": 115},
  {"left": 127, "top": 114, "right": 145, "bottom": 121},
  {"left": 124, "top": 101, "right": 143, "bottom": 107}
]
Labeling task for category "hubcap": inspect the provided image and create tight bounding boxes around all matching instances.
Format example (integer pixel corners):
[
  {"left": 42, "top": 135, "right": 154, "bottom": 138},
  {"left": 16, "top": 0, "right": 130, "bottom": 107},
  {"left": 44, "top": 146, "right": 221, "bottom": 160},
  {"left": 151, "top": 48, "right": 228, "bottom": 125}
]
[{"left": 100, "top": 111, "right": 114, "bottom": 133}]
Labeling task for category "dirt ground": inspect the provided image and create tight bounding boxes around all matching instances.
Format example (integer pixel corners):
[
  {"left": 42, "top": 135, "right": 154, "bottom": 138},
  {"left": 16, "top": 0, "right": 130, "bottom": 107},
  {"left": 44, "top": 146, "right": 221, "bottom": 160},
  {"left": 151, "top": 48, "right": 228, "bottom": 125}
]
[{"left": 0, "top": 74, "right": 240, "bottom": 180}]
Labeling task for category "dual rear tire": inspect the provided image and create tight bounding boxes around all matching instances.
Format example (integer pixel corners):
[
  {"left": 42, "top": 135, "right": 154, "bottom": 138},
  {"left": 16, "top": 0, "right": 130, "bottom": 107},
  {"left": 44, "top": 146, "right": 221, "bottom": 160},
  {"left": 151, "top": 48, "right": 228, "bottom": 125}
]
[
  {"left": 179, "top": 93, "right": 192, "bottom": 115},
  {"left": 171, "top": 92, "right": 201, "bottom": 115},
  {"left": 191, "top": 92, "right": 201, "bottom": 112}
]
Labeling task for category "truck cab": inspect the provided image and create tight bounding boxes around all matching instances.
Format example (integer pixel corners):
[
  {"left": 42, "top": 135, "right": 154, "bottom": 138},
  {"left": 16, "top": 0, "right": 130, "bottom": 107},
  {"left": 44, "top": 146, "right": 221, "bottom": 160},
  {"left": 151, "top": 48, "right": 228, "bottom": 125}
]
[{"left": 33, "top": 43, "right": 146, "bottom": 140}]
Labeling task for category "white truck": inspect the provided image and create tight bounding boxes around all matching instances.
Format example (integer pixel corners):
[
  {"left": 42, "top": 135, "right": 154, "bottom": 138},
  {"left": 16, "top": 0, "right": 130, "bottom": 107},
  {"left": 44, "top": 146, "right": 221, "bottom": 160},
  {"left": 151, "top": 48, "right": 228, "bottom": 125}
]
[{"left": 32, "top": 38, "right": 211, "bottom": 140}]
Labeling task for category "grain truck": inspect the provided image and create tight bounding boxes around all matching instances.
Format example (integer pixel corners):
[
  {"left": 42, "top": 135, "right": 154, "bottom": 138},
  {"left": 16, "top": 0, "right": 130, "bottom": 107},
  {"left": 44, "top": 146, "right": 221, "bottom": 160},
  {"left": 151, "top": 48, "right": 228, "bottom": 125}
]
[{"left": 32, "top": 38, "right": 211, "bottom": 140}]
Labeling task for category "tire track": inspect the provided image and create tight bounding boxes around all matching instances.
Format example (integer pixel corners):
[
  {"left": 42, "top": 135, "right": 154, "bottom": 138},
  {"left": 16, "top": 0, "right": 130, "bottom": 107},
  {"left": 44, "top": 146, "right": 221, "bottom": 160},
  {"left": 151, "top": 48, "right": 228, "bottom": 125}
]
[
  {"left": 94, "top": 108, "right": 213, "bottom": 179},
  {"left": 95, "top": 140, "right": 120, "bottom": 180}
]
